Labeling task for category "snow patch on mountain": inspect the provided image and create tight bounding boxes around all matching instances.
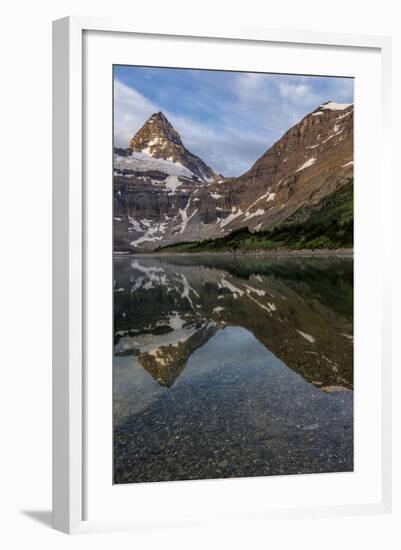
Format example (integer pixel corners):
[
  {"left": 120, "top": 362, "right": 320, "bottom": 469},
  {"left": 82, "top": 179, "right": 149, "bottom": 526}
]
[
  {"left": 130, "top": 221, "right": 168, "bottom": 247},
  {"left": 322, "top": 123, "right": 344, "bottom": 144},
  {"left": 245, "top": 190, "right": 275, "bottom": 215},
  {"left": 114, "top": 151, "right": 195, "bottom": 179},
  {"left": 244, "top": 284, "right": 266, "bottom": 297},
  {"left": 245, "top": 208, "right": 265, "bottom": 220},
  {"left": 296, "top": 158, "right": 316, "bottom": 172},
  {"left": 219, "top": 208, "right": 243, "bottom": 228},
  {"left": 178, "top": 198, "right": 198, "bottom": 233},
  {"left": 336, "top": 110, "right": 353, "bottom": 121},
  {"left": 219, "top": 278, "right": 244, "bottom": 297},
  {"left": 296, "top": 330, "right": 316, "bottom": 344},
  {"left": 128, "top": 215, "right": 144, "bottom": 233},
  {"left": 165, "top": 175, "right": 182, "bottom": 193},
  {"left": 246, "top": 293, "right": 275, "bottom": 314},
  {"left": 140, "top": 136, "right": 165, "bottom": 155},
  {"left": 321, "top": 101, "right": 352, "bottom": 111}
]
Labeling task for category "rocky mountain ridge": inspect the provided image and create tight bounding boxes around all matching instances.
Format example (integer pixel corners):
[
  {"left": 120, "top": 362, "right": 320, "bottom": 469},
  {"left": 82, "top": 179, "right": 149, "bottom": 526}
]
[{"left": 113, "top": 102, "right": 353, "bottom": 251}]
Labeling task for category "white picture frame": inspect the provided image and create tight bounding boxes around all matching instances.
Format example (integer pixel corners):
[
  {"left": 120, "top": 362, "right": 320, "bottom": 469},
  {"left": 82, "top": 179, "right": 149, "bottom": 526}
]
[{"left": 52, "top": 16, "right": 392, "bottom": 534}]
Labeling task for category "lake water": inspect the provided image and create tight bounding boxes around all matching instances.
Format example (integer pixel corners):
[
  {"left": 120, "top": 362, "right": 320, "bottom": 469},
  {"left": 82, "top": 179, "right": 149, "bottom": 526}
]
[{"left": 113, "top": 254, "right": 353, "bottom": 483}]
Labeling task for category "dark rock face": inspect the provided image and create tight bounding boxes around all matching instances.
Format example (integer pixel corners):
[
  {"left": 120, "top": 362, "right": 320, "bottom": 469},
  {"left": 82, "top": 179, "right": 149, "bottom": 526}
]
[{"left": 114, "top": 103, "right": 353, "bottom": 251}]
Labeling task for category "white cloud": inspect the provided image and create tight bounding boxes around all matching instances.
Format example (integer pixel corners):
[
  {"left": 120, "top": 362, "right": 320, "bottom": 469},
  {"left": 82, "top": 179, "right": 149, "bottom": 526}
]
[
  {"left": 113, "top": 80, "right": 160, "bottom": 147},
  {"left": 234, "top": 73, "right": 270, "bottom": 102},
  {"left": 167, "top": 112, "right": 265, "bottom": 176},
  {"left": 279, "top": 82, "right": 311, "bottom": 99}
]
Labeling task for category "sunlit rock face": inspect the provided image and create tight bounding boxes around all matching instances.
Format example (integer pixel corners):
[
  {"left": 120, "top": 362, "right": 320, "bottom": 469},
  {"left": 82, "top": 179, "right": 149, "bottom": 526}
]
[
  {"left": 113, "top": 103, "right": 353, "bottom": 251},
  {"left": 129, "top": 111, "right": 218, "bottom": 183}
]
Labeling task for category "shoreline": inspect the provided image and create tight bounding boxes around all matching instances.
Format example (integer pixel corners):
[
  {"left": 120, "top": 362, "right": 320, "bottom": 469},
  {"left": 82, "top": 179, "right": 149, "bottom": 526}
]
[{"left": 114, "top": 247, "right": 353, "bottom": 258}]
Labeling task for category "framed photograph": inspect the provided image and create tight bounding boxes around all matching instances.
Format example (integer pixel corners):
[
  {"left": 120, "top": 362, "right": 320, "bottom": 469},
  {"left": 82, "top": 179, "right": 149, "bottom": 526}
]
[{"left": 52, "top": 17, "right": 392, "bottom": 534}]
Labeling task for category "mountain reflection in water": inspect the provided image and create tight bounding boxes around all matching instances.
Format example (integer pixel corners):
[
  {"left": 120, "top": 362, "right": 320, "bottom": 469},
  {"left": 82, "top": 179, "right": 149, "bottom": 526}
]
[{"left": 113, "top": 254, "right": 353, "bottom": 483}]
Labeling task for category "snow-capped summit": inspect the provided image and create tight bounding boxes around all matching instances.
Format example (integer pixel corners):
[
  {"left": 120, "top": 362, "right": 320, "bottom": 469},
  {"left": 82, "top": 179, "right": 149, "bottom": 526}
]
[
  {"left": 320, "top": 101, "right": 353, "bottom": 111},
  {"left": 128, "top": 111, "right": 218, "bottom": 183}
]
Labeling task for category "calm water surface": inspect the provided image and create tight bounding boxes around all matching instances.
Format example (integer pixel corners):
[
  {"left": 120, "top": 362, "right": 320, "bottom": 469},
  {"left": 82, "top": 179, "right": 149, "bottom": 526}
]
[{"left": 113, "top": 254, "right": 353, "bottom": 483}]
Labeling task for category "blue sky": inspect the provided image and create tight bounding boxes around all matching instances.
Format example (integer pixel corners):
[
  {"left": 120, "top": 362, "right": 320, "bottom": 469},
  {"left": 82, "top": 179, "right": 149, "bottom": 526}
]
[{"left": 114, "top": 66, "right": 353, "bottom": 176}]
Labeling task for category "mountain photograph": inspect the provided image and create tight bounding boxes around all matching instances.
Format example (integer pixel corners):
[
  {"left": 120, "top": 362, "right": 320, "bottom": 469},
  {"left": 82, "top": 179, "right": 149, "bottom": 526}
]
[{"left": 113, "top": 66, "right": 354, "bottom": 484}]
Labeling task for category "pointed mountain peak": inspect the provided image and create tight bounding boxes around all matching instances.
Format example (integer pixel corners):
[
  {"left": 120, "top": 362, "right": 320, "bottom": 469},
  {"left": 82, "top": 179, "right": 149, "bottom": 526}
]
[
  {"left": 152, "top": 110, "right": 168, "bottom": 120},
  {"left": 128, "top": 113, "right": 218, "bottom": 182},
  {"left": 129, "top": 111, "right": 183, "bottom": 153},
  {"left": 148, "top": 111, "right": 174, "bottom": 128}
]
